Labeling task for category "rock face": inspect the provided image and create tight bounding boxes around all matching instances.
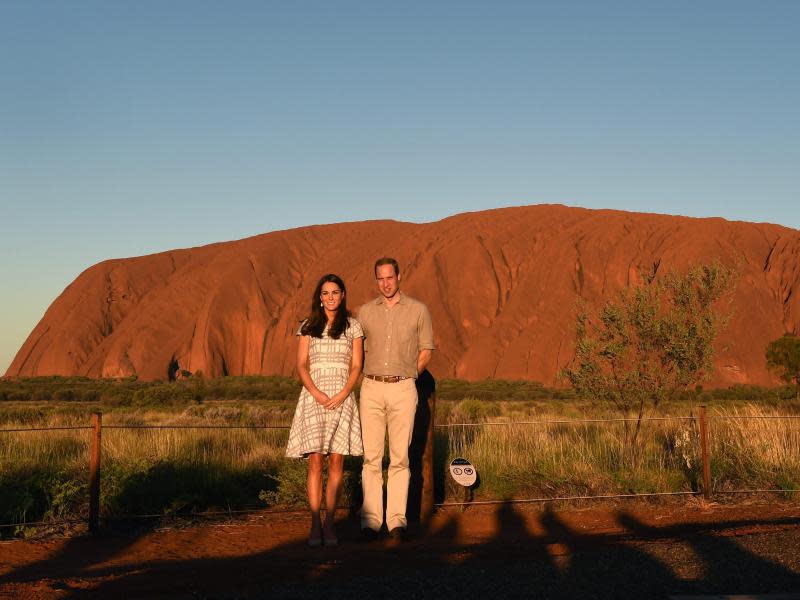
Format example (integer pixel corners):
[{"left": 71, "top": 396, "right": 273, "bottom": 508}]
[{"left": 7, "top": 205, "right": 800, "bottom": 385}]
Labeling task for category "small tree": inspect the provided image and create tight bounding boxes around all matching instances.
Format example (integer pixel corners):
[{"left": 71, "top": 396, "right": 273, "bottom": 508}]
[
  {"left": 563, "top": 261, "right": 737, "bottom": 454},
  {"left": 765, "top": 334, "right": 800, "bottom": 400}
]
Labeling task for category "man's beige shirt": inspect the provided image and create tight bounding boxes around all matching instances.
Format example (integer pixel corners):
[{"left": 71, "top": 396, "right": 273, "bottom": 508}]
[{"left": 358, "top": 291, "right": 435, "bottom": 379}]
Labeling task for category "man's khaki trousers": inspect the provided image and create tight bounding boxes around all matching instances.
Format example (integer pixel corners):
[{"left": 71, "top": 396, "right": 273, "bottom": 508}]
[{"left": 359, "top": 377, "right": 418, "bottom": 531}]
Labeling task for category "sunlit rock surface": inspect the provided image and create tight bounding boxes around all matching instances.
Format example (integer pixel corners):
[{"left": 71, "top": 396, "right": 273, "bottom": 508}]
[{"left": 8, "top": 205, "right": 799, "bottom": 385}]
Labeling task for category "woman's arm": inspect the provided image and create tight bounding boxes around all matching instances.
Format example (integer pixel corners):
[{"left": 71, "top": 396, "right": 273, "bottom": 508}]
[
  {"left": 296, "top": 335, "right": 330, "bottom": 406},
  {"left": 326, "top": 336, "right": 363, "bottom": 410}
]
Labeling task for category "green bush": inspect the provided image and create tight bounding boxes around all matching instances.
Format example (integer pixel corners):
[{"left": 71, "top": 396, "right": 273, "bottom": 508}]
[
  {"left": 30, "top": 389, "right": 52, "bottom": 402},
  {"left": 0, "top": 468, "right": 86, "bottom": 533},
  {"left": 259, "top": 457, "right": 361, "bottom": 508},
  {"left": 53, "top": 389, "right": 76, "bottom": 402},
  {"left": 259, "top": 460, "right": 308, "bottom": 507},
  {"left": 103, "top": 460, "right": 267, "bottom": 516},
  {"left": 450, "top": 397, "right": 501, "bottom": 422}
]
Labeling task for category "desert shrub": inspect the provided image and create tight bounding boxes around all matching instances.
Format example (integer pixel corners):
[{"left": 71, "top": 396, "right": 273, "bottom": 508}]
[
  {"left": 53, "top": 389, "right": 77, "bottom": 402},
  {"left": 259, "top": 460, "right": 308, "bottom": 507},
  {"left": 259, "top": 456, "right": 361, "bottom": 508},
  {"left": 30, "top": 389, "right": 52, "bottom": 402},
  {"left": 20, "top": 374, "right": 784, "bottom": 409},
  {"left": 766, "top": 334, "right": 800, "bottom": 400},
  {"left": 449, "top": 397, "right": 501, "bottom": 423},
  {"left": 131, "top": 385, "right": 192, "bottom": 407},
  {"left": 103, "top": 460, "right": 267, "bottom": 516},
  {"left": 437, "top": 378, "right": 559, "bottom": 402},
  {"left": 0, "top": 406, "right": 46, "bottom": 425},
  {"left": 101, "top": 386, "right": 135, "bottom": 407},
  {"left": 564, "top": 261, "right": 737, "bottom": 453},
  {"left": 80, "top": 389, "right": 100, "bottom": 402},
  {"left": 0, "top": 468, "right": 86, "bottom": 533}
]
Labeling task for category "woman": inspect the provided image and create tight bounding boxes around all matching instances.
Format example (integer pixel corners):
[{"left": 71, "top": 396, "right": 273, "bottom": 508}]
[{"left": 286, "top": 274, "right": 364, "bottom": 547}]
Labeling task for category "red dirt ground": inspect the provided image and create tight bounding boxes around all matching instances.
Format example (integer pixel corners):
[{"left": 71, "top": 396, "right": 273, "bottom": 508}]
[{"left": 1, "top": 500, "right": 800, "bottom": 599}]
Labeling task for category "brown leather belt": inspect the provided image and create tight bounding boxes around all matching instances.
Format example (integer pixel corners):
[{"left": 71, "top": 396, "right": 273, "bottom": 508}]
[{"left": 364, "top": 374, "right": 410, "bottom": 383}]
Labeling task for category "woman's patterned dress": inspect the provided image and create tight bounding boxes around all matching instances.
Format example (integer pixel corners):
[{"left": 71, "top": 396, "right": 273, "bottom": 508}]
[{"left": 286, "top": 317, "right": 364, "bottom": 458}]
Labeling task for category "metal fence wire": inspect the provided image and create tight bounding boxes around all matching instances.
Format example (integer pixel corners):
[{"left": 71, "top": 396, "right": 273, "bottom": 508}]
[{"left": 1, "top": 408, "right": 798, "bottom": 530}]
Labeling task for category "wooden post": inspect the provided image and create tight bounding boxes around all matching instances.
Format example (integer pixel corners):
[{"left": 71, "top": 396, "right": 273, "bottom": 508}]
[
  {"left": 420, "top": 389, "right": 436, "bottom": 522},
  {"left": 699, "top": 405, "right": 711, "bottom": 500},
  {"left": 407, "top": 370, "right": 436, "bottom": 525},
  {"left": 89, "top": 412, "right": 102, "bottom": 534}
]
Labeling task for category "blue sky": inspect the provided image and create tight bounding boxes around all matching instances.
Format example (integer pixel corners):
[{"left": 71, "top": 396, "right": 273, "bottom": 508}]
[{"left": 1, "top": 1, "right": 798, "bottom": 374}]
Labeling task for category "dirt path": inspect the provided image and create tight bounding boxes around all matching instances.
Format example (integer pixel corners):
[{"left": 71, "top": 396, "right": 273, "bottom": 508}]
[{"left": 1, "top": 501, "right": 800, "bottom": 599}]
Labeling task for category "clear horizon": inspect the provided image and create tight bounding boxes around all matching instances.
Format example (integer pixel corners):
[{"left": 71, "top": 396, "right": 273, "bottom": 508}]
[{"left": 2, "top": 1, "right": 799, "bottom": 374}]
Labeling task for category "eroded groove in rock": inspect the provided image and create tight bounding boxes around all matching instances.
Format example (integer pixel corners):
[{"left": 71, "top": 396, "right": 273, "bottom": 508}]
[{"left": 6, "top": 205, "right": 799, "bottom": 385}]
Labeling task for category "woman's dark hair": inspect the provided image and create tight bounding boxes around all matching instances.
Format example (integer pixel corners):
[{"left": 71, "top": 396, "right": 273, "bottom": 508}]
[{"left": 300, "top": 274, "right": 350, "bottom": 339}]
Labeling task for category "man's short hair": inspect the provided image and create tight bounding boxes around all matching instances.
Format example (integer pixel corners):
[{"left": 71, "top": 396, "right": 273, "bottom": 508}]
[{"left": 374, "top": 257, "right": 400, "bottom": 277}]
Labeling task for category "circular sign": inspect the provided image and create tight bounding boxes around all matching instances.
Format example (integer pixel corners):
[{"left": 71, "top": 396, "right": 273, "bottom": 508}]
[{"left": 449, "top": 457, "right": 477, "bottom": 487}]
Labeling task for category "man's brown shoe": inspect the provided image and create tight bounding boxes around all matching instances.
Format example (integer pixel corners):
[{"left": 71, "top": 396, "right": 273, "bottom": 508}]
[{"left": 360, "top": 527, "right": 381, "bottom": 543}]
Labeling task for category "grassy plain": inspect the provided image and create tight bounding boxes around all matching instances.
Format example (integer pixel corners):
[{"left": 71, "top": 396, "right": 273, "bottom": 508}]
[{"left": 1, "top": 376, "right": 798, "bottom": 536}]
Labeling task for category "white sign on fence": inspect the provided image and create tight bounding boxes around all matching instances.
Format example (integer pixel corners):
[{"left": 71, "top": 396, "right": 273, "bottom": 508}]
[{"left": 449, "top": 457, "right": 477, "bottom": 487}]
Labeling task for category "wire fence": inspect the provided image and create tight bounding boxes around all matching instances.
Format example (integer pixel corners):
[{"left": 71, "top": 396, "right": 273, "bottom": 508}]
[
  {"left": 0, "top": 426, "right": 93, "bottom": 433},
  {"left": 1, "top": 408, "right": 798, "bottom": 532},
  {"left": 102, "top": 424, "right": 292, "bottom": 430},
  {"left": 3, "top": 412, "right": 800, "bottom": 434}
]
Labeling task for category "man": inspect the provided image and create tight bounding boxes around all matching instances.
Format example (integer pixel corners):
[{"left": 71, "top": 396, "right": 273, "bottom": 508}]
[{"left": 357, "top": 257, "right": 435, "bottom": 541}]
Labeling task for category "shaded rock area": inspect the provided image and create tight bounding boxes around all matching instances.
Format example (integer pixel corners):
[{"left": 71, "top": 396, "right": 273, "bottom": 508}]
[{"left": 7, "top": 204, "right": 800, "bottom": 384}]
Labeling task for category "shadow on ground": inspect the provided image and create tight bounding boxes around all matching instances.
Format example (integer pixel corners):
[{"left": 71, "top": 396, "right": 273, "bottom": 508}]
[{"left": 2, "top": 503, "right": 799, "bottom": 599}]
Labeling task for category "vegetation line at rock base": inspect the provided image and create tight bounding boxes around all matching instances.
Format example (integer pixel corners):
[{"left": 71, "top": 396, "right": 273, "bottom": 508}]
[{"left": 1, "top": 375, "right": 798, "bottom": 407}]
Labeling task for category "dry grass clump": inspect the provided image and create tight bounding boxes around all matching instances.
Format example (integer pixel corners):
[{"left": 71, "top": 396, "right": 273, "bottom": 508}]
[
  {"left": 445, "top": 419, "right": 689, "bottom": 500},
  {"left": 708, "top": 404, "right": 800, "bottom": 492},
  {"left": 2, "top": 400, "right": 799, "bottom": 535},
  {"left": 442, "top": 403, "right": 799, "bottom": 501},
  {"left": 0, "top": 406, "right": 297, "bottom": 534},
  {"left": 0, "top": 429, "right": 90, "bottom": 530}
]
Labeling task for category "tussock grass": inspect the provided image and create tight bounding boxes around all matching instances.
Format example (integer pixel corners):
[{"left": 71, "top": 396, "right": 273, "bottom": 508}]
[
  {"left": 0, "top": 429, "right": 90, "bottom": 531},
  {"left": 1, "top": 399, "right": 798, "bottom": 536},
  {"left": 709, "top": 405, "right": 800, "bottom": 492},
  {"left": 441, "top": 403, "right": 800, "bottom": 501},
  {"left": 444, "top": 419, "right": 693, "bottom": 500}
]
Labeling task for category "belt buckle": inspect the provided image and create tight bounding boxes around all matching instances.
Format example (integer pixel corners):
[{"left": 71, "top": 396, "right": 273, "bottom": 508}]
[{"left": 367, "top": 374, "right": 407, "bottom": 383}]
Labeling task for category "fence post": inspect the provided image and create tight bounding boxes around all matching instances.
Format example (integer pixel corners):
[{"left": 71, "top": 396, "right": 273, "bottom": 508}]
[
  {"left": 421, "top": 388, "right": 436, "bottom": 522},
  {"left": 699, "top": 405, "right": 711, "bottom": 500},
  {"left": 409, "top": 370, "right": 437, "bottom": 525},
  {"left": 89, "top": 412, "right": 102, "bottom": 534}
]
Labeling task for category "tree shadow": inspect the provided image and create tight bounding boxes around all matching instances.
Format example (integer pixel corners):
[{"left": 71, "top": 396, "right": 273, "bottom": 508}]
[
  {"left": 617, "top": 511, "right": 800, "bottom": 595},
  {"left": 2, "top": 502, "right": 800, "bottom": 598},
  {"left": 0, "top": 459, "right": 292, "bottom": 595},
  {"left": 539, "top": 505, "right": 680, "bottom": 598},
  {"left": 0, "top": 529, "right": 145, "bottom": 594}
]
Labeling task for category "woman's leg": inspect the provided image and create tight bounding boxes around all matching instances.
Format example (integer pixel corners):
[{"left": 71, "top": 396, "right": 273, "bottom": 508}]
[
  {"left": 323, "top": 453, "right": 345, "bottom": 539},
  {"left": 307, "top": 453, "right": 324, "bottom": 541}
]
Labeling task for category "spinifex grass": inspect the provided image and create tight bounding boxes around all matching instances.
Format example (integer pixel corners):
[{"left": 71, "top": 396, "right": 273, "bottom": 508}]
[
  {"left": 1, "top": 400, "right": 799, "bottom": 536},
  {"left": 100, "top": 427, "right": 291, "bottom": 517},
  {"left": 709, "top": 405, "right": 800, "bottom": 493},
  {"left": 0, "top": 428, "right": 91, "bottom": 533},
  {"left": 441, "top": 404, "right": 800, "bottom": 502},
  {"left": 0, "top": 403, "right": 358, "bottom": 535},
  {"left": 444, "top": 419, "right": 693, "bottom": 501}
]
